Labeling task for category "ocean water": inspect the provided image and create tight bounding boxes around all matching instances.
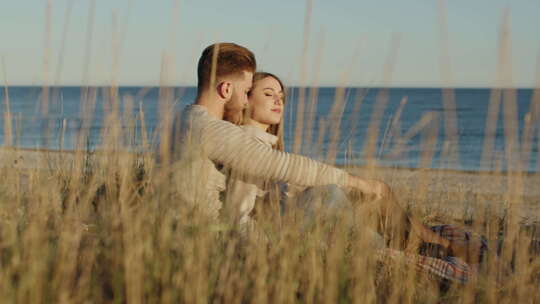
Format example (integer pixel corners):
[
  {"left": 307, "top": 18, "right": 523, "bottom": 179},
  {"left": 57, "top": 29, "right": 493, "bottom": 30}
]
[{"left": 0, "top": 86, "right": 538, "bottom": 172}]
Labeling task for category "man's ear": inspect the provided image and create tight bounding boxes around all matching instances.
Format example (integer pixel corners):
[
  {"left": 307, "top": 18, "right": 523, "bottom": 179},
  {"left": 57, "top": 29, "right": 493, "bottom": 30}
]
[{"left": 217, "top": 81, "right": 233, "bottom": 100}]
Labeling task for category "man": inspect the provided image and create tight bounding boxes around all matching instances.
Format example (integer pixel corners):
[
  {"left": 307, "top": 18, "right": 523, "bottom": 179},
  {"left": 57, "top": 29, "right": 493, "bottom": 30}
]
[{"left": 169, "top": 42, "right": 388, "bottom": 220}]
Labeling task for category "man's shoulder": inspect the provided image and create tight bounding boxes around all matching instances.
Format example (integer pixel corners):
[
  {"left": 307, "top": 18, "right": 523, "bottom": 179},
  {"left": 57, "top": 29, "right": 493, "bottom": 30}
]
[
  {"left": 176, "top": 105, "right": 243, "bottom": 134},
  {"left": 175, "top": 104, "right": 212, "bottom": 128},
  {"left": 180, "top": 104, "right": 205, "bottom": 119}
]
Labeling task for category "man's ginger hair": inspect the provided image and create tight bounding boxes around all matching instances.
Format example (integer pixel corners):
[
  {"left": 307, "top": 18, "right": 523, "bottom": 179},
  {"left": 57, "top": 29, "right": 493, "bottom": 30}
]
[{"left": 197, "top": 42, "right": 256, "bottom": 93}]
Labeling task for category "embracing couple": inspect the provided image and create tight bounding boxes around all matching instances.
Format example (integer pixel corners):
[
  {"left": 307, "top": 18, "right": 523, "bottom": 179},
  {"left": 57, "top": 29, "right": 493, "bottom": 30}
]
[{"left": 169, "top": 42, "right": 485, "bottom": 282}]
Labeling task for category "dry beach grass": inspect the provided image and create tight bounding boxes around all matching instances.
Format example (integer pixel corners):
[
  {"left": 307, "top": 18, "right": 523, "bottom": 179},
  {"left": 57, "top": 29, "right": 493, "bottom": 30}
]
[
  {"left": 0, "top": 0, "right": 540, "bottom": 303},
  {"left": 0, "top": 141, "right": 538, "bottom": 303}
]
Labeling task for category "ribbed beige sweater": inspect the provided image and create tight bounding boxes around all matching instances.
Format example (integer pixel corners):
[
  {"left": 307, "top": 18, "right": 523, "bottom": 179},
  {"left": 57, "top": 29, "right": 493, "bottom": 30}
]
[{"left": 170, "top": 105, "right": 348, "bottom": 219}]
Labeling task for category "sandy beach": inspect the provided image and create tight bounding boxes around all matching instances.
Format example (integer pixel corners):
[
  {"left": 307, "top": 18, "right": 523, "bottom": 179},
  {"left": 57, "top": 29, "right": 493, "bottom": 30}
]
[
  {"left": 2, "top": 146, "right": 539, "bottom": 224},
  {"left": 349, "top": 165, "right": 540, "bottom": 225}
]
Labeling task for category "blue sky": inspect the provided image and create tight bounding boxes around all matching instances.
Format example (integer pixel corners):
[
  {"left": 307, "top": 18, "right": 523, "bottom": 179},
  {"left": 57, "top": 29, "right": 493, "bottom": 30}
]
[{"left": 0, "top": 0, "right": 539, "bottom": 87}]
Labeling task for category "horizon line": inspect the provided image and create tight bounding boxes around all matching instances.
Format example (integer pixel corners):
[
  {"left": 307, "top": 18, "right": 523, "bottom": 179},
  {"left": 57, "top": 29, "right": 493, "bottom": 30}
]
[{"left": 0, "top": 84, "right": 537, "bottom": 90}]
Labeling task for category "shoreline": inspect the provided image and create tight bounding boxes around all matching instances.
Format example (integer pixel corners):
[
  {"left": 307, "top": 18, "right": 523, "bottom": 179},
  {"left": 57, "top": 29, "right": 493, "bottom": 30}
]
[
  {"left": 341, "top": 164, "right": 540, "bottom": 177},
  {"left": 3, "top": 146, "right": 539, "bottom": 176}
]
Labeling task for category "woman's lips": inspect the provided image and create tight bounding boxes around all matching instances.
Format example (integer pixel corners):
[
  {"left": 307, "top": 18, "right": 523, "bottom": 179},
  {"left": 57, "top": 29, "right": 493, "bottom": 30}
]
[{"left": 271, "top": 109, "right": 282, "bottom": 114}]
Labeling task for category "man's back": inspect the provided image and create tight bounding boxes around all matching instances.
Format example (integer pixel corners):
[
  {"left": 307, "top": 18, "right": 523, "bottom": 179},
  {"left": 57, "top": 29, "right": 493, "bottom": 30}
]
[{"left": 170, "top": 105, "right": 226, "bottom": 219}]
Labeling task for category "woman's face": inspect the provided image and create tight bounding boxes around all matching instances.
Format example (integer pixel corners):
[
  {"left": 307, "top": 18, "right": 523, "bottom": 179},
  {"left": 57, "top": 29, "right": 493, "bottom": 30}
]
[{"left": 248, "top": 77, "right": 284, "bottom": 126}]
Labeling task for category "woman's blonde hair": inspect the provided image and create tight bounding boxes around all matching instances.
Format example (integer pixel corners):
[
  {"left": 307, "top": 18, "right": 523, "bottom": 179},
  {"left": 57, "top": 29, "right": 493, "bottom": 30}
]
[{"left": 245, "top": 72, "right": 287, "bottom": 151}]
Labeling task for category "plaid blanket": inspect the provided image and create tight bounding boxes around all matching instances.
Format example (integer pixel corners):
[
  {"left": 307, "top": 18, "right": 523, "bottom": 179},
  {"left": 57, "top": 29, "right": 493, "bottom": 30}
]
[
  {"left": 376, "top": 248, "right": 473, "bottom": 284},
  {"left": 376, "top": 225, "right": 488, "bottom": 284},
  {"left": 427, "top": 224, "right": 489, "bottom": 264}
]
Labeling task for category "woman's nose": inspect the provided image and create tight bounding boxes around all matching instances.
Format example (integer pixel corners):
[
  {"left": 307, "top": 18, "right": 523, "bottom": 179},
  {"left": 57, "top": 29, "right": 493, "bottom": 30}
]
[{"left": 274, "top": 96, "right": 283, "bottom": 105}]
